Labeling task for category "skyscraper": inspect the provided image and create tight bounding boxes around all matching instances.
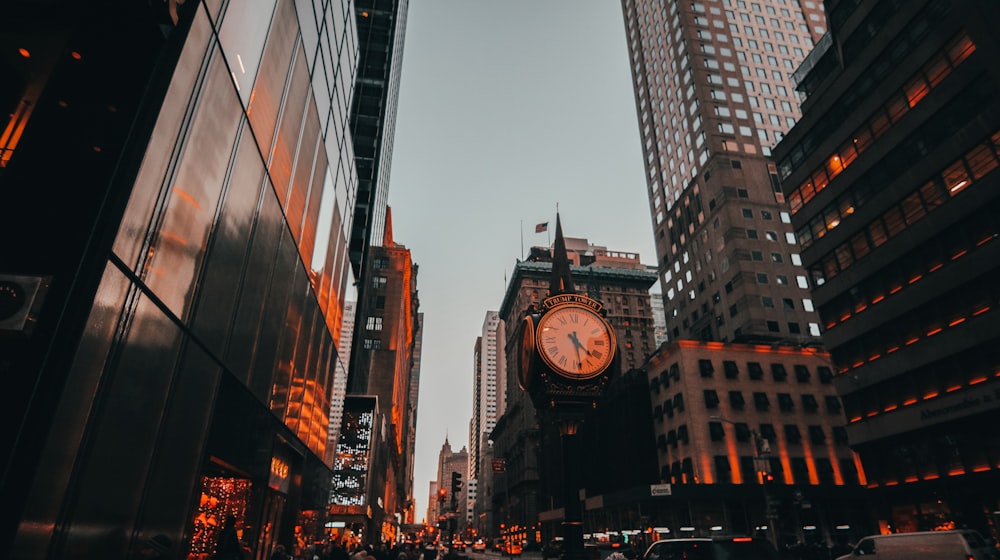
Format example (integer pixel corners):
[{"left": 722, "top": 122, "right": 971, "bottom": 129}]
[
  {"left": 469, "top": 311, "right": 504, "bottom": 538},
  {"left": 773, "top": 0, "right": 1000, "bottom": 536},
  {"left": 622, "top": 0, "right": 828, "bottom": 343},
  {"left": 1, "top": 0, "right": 369, "bottom": 557}
]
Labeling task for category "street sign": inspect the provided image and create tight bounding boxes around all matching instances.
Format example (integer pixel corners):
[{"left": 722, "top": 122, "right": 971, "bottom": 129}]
[
  {"left": 650, "top": 483, "right": 672, "bottom": 496},
  {"left": 492, "top": 458, "right": 506, "bottom": 472}
]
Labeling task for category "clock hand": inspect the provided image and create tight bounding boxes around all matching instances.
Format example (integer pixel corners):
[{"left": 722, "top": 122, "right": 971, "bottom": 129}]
[{"left": 568, "top": 332, "right": 585, "bottom": 370}]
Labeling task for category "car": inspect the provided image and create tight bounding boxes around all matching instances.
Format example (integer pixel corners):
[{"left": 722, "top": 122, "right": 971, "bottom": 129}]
[
  {"left": 472, "top": 540, "right": 487, "bottom": 552},
  {"left": 834, "top": 530, "right": 998, "bottom": 560},
  {"left": 643, "top": 537, "right": 779, "bottom": 560},
  {"left": 501, "top": 540, "right": 523, "bottom": 556},
  {"left": 543, "top": 538, "right": 565, "bottom": 559}
]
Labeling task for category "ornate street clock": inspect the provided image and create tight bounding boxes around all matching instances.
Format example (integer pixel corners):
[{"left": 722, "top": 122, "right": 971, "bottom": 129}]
[
  {"left": 516, "top": 216, "right": 618, "bottom": 413},
  {"left": 536, "top": 301, "right": 616, "bottom": 380}
]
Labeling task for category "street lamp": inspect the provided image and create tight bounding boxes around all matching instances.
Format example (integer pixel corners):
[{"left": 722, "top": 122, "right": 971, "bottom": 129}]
[{"left": 709, "top": 416, "right": 778, "bottom": 550}]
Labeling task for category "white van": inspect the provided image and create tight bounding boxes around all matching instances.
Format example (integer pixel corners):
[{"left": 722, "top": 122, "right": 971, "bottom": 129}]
[{"left": 835, "top": 530, "right": 997, "bottom": 560}]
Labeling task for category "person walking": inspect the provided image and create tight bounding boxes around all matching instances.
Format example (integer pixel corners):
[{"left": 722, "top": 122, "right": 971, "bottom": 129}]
[{"left": 214, "top": 515, "right": 244, "bottom": 560}]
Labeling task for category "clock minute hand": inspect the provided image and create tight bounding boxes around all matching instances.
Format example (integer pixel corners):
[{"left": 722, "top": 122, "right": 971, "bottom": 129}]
[{"left": 568, "top": 332, "right": 586, "bottom": 369}]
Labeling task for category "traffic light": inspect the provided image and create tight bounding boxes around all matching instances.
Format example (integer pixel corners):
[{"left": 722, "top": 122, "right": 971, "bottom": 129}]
[{"left": 451, "top": 471, "right": 463, "bottom": 493}]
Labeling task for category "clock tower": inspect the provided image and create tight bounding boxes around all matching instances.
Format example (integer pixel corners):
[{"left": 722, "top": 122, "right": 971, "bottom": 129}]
[{"left": 514, "top": 214, "right": 617, "bottom": 560}]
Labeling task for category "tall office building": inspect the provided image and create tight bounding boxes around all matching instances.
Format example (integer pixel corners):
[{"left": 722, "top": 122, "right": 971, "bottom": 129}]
[
  {"left": 328, "top": 300, "right": 358, "bottom": 464},
  {"left": 435, "top": 437, "right": 469, "bottom": 533},
  {"left": 469, "top": 311, "right": 503, "bottom": 483},
  {"left": 1, "top": 1, "right": 367, "bottom": 557},
  {"left": 773, "top": 0, "right": 1000, "bottom": 536},
  {"left": 469, "top": 311, "right": 504, "bottom": 539},
  {"left": 621, "top": 0, "right": 828, "bottom": 343}
]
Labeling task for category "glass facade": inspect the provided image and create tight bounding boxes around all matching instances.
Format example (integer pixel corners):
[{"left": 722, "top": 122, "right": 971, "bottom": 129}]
[{"left": 2, "top": 0, "right": 363, "bottom": 557}]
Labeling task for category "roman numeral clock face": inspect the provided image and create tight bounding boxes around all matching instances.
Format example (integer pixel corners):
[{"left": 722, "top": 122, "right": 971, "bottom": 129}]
[{"left": 536, "top": 304, "right": 616, "bottom": 380}]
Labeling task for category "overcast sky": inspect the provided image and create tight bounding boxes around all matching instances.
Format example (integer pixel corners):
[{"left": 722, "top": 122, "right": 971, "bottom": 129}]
[{"left": 385, "top": 1, "right": 657, "bottom": 522}]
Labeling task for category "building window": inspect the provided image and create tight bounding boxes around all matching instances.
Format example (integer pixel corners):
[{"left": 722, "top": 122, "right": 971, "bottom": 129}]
[
  {"left": 825, "top": 395, "right": 842, "bottom": 413},
  {"left": 808, "top": 425, "right": 826, "bottom": 444},
  {"left": 366, "top": 316, "right": 383, "bottom": 331},
  {"left": 818, "top": 366, "right": 834, "bottom": 384},
  {"left": 709, "top": 421, "right": 726, "bottom": 441},
  {"left": 363, "top": 338, "right": 381, "bottom": 350},
  {"left": 704, "top": 389, "right": 720, "bottom": 409},
  {"left": 802, "top": 394, "right": 819, "bottom": 412},
  {"left": 771, "top": 363, "right": 788, "bottom": 381},
  {"left": 753, "top": 392, "right": 770, "bottom": 410},
  {"left": 794, "top": 365, "right": 810, "bottom": 382},
  {"left": 729, "top": 391, "right": 745, "bottom": 409},
  {"left": 833, "top": 426, "right": 849, "bottom": 444},
  {"left": 778, "top": 393, "right": 794, "bottom": 411},
  {"left": 699, "top": 359, "right": 715, "bottom": 377},
  {"left": 373, "top": 276, "right": 387, "bottom": 288},
  {"left": 784, "top": 424, "right": 802, "bottom": 444},
  {"left": 748, "top": 362, "right": 764, "bottom": 380},
  {"left": 723, "top": 360, "right": 739, "bottom": 378}
]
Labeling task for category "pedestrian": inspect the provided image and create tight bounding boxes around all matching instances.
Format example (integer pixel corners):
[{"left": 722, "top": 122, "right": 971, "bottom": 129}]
[
  {"left": 271, "top": 544, "right": 290, "bottom": 560},
  {"left": 214, "top": 515, "right": 244, "bottom": 560}
]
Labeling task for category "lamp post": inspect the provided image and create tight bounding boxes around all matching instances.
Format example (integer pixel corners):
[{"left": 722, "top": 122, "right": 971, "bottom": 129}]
[{"left": 710, "top": 416, "right": 777, "bottom": 550}]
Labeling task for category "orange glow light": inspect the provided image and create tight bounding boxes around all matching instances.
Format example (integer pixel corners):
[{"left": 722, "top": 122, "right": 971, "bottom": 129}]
[
  {"left": 71, "top": 51, "right": 82, "bottom": 59},
  {"left": 973, "top": 466, "right": 991, "bottom": 473},
  {"left": 889, "top": 285, "right": 903, "bottom": 294},
  {"left": 866, "top": 411, "right": 879, "bottom": 417},
  {"left": 970, "top": 376, "right": 988, "bottom": 385},
  {"left": 885, "top": 480, "right": 899, "bottom": 486},
  {"left": 872, "top": 295, "right": 886, "bottom": 304},
  {"left": 883, "top": 404, "right": 898, "bottom": 412},
  {"left": 973, "top": 306, "right": 990, "bottom": 316},
  {"left": 908, "top": 274, "right": 922, "bottom": 284},
  {"left": 952, "top": 249, "right": 968, "bottom": 260},
  {"left": 928, "top": 263, "right": 943, "bottom": 272},
  {"left": 902, "top": 398, "right": 918, "bottom": 406},
  {"left": 856, "top": 304, "right": 868, "bottom": 312},
  {"left": 946, "top": 385, "right": 962, "bottom": 393},
  {"left": 923, "top": 392, "right": 939, "bottom": 400},
  {"left": 905, "top": 337, "right": 920, "bottom": 346},
  {"left": 977, "top": 235, "right": 994, "bottom": 246},
  {"left": 904, "top": 476, "right": 919, "bottom": 483},
  {"left": 926, "top": 327, "right": 943, "bottom": 336},
  {"left": 840, "top": 313, "right": 852, "bottom": 322},
  {"left": 852, "top": 361, "right": 865, "bottom": 369},
  {"left": 18, "top": 47, "right": 30, "bottom": 58},
  {"left": 887, "top": 346, "right": 900, "bottom": 354},
  {"left": 850, "top": 416, "right": 863, "bottom": 423},
  {"left": 868, "top": 354, "right": 881, "bottom": 362},
  {"left": 825, "top": 322, "right": 837, "bottom": 329},
  {"left": 923, "top": 474, "right": 940, "bottom": 480},
  {"left": 948, "top": 468, "right": 966, "bottom": 476}
]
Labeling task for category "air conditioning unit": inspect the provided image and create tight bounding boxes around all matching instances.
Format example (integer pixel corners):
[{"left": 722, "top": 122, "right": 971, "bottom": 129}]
[{"left": 0, "top": 274, "right": 50, "bottom": 335}]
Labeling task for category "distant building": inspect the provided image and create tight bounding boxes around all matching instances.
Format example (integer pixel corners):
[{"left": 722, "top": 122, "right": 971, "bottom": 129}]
[
  {"left": 333, "top": 211, "right": 421, "bottom": 540},
  {"left": 773, "top": 0, "right": 1000, "bottom": 538},
  {"left": 435, "top": 437, "right": 469, "bottom": 533},
  {"left": 470, "top": 311, "right": 504, "bottom": 537}
]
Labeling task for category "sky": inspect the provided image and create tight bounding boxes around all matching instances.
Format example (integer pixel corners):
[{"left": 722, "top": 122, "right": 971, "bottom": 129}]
[{"left": 384, "top": 1, "right": 658, "bottom": 523}]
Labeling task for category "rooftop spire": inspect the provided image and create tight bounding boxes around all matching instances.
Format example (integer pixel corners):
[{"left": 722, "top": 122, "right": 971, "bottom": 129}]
[{"left": 548, "top": 213, "right": 576, "bottom": 296}]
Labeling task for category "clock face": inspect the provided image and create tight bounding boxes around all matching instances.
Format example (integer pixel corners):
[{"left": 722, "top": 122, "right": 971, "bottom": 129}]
[{"left": 536, "top": 304, "right": 615, "bottom": 380}]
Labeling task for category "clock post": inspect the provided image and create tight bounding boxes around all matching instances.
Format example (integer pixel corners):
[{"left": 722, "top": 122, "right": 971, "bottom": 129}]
[{"left": 515, "top": 215, "right": 618, "bottom": 560}]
